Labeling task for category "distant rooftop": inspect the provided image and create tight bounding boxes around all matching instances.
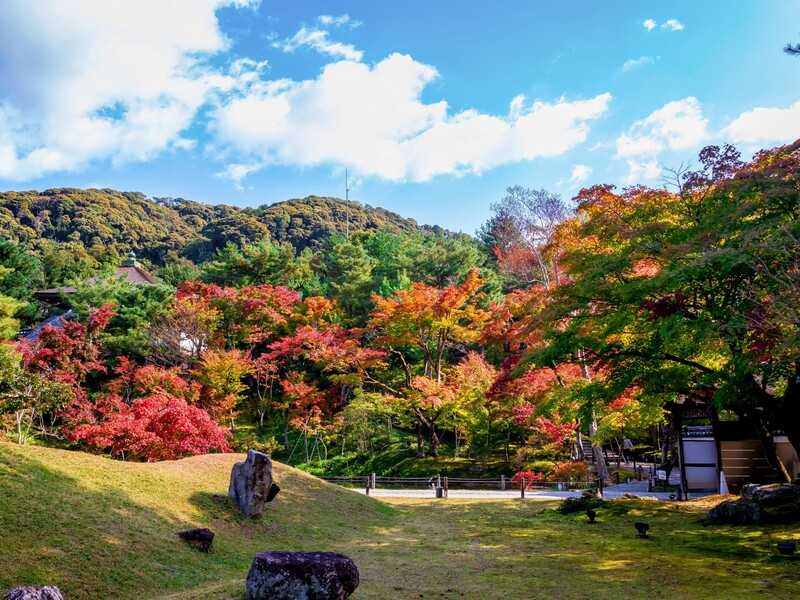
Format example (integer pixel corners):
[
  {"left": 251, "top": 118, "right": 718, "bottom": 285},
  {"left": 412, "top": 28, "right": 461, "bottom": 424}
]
[{"left": 33, "top": 253, "right": 160, "bottom": 304}]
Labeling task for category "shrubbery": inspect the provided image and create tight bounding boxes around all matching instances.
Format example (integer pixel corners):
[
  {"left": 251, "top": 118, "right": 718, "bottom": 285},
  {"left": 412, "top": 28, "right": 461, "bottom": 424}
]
[{"left": 558, "top": 492, "right": 605, "bottom": 514}]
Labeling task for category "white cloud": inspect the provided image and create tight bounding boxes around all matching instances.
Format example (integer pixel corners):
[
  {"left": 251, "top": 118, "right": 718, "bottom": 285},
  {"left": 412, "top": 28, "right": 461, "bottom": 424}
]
[
  {"left": 216, "top": 161, "right": 264, "bottom": 191},
  {"left": 662, "top": 19, "right": 684, "bottom": 31},
  {"left": 318, "top": 14, "right": 361, "bottom": 28},
  {"left": 0, "top": 0, "right": 257, "bottom": 181},
  {"left": 616, "top": 97, "right": 708, "bottom": 184},
  {"left": 621, "top": 56, "right": 656, "bottom": 72},
  {"left": 0, "top": 2, "right": 611, "bottom": 187},
  {"left": 625, "top": 159, "right": 662, "bottom": 183},
  {"left": 722, "top": 100, "right": 800, "bottom": 145},
  {"left": 211, "top": 53, "right": 612, "bottom": 183},
  {"left": 508, "top": 95, "right": 526, "bottom": 120},
  {"left": 616, "top": 97, "right": 709, "bottom": 159},
  {"left": 274, "top": 26, "right": 363, "bottom": 61},
  {"left": 569, "top": 164, "right": 592, "bottom": 185},
  {"left": 643, "top": 19, "right": 657, "bottom": 31}
]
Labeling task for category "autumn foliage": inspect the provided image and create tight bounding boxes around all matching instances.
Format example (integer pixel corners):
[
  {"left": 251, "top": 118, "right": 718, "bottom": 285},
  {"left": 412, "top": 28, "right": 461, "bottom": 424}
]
[
  {"left": 6, "top": 140, "right": 799, "bottom": 472},
  {"left": 67, "top": 392, "right": 230, "bottom": 461}
]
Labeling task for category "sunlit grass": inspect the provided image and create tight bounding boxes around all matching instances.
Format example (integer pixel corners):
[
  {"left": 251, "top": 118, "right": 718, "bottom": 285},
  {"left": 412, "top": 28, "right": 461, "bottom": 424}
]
[{"left": 1, "top": 442, "right": 799, "bottom": 599}]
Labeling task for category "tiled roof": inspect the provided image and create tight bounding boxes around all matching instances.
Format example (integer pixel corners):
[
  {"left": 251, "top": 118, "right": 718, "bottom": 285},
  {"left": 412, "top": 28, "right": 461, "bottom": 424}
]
[
  {"left": 34, "top": 264, "right": 160, "bottom": 300},
  {"left": 97, "top": 265, "right": 160, "bottom": 285},
  {"left": 18, "top": 310, "right": 75, "bottom": 343}
]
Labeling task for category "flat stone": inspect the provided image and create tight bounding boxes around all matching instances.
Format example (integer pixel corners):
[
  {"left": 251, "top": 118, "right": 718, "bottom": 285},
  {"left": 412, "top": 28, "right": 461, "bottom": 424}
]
[
  {"left": 177, "top": 527, "right": 215, "bottom": 552},
  {"left": 3, "top": 587, "right": 64, "bottom": 600},
  {"left": 245, "top": 551, "right": 359, "bottom": 600}
]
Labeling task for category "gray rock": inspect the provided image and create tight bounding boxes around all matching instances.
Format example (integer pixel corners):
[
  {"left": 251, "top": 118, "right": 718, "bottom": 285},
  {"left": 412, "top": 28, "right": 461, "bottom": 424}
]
[
  {"left": 245, "top": 551, "right": 359, "bottom": 600},
  {"left": 750, "top": 483, "right": 800, "bottom": 522},
  {"left": 229, "top": 449, "right": 278, "bottom": 517},
  {"left": 740, "top": 483, "right": 760, "bottom": 500},
  {"left": 706, "top": 497, "right": 760, "bottom": 524},
  {"left": 706, "top": 483, "right": 800, "bottom": 524},
  {"left": 4, "top": 587, "right": 64, "bottom": 600}
]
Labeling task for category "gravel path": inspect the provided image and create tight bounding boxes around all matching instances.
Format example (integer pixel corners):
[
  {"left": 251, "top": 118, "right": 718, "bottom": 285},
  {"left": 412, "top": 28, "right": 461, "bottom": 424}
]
[{"left": 357, "top": 486, "right": 675, "bottom": 501}]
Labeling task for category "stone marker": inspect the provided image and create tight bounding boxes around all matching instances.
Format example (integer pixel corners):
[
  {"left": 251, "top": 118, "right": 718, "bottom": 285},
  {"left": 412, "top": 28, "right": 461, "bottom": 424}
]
[
  {"left": 245, "top": 551, "right": 359, "bottom": 600},
  {"left": 706, "top": 483, "right": 800, "bottom": 524},
  {"left": 177, "top": 527, "right": 215, "bottom": 552},
  {"left": 4, "top": 587, "right": 64, "bottom": 600},
  {"left": 229, "top": 449, "right": 278, "bottom": 517}
]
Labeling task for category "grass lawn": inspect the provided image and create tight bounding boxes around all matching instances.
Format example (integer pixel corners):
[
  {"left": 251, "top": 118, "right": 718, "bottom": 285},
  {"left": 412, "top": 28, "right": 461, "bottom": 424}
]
[{"left": 1, "top": 442, "right": 799, "bottom": 599}]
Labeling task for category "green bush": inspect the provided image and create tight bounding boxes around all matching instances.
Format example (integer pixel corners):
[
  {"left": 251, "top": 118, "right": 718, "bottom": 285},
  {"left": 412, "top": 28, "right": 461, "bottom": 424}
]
[
  {"left": 558, "top": 491, "right": 605, "bottom": 514},
  {"left": 231, "top": 433, "right": 281, "bottom": 456},
  {"left": 613, "top": 468, "right": 636, "bottom": 482}
]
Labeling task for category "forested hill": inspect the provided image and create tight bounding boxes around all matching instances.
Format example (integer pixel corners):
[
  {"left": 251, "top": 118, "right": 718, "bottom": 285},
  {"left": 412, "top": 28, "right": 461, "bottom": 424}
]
[
  {"left": 0, "top": 188, "right": 433, "bottom": 265},
  {"left": 253, "top": 196, "right": 437, "bottom": 250}
]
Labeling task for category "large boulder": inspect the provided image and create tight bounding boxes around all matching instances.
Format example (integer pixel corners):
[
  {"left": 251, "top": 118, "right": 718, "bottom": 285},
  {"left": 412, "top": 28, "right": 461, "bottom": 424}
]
[
  {"left": 706, "top": 497, "right": 760, "bottom": 525},
  {"left": 229, "top": 449, "right": 279, "bottom": 517},
  {"left": 4, "top": 587, "right": 64, "bottom": 600},
  {"left": 245, "top": 551, "right": 359, "bottom": 600},
  {"left": 706, "top": 483, "right": 800, "bottom": 524}
]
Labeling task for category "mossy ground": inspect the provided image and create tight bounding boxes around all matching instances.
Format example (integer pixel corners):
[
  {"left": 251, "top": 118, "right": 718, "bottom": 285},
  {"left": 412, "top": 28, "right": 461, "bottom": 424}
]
[{"left": 1, "top": 442, "right": 799, "bottom": 599}]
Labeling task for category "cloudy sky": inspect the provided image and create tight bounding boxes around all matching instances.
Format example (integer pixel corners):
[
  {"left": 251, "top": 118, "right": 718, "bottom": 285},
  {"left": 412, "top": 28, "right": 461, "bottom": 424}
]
[{"left": 1, "top": 1, "right": 798, "bottom": 233}]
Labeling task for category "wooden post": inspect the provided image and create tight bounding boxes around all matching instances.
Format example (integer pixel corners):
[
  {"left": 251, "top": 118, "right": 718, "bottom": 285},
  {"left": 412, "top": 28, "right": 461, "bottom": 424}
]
[
  {"left": 365, "top": 476, "right": 370, "bottom": 496},
  {"left": 675, "top": 409, "right": 689, "bottom": 501},
  {"left": 443, "top": 476, "right": 448, "bottom": 499},
  {"left": 501, "top": 474, "right": 506, "bottom": 490},
  {"left": 520, "top": 480, "right": 525, "bottom": 499},
  {"left": 371, "top": 473, "right": 377, "bottom": 489}
]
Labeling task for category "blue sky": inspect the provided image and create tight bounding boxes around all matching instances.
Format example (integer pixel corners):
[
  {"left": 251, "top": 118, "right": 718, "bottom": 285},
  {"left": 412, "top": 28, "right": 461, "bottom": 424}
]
[{"left": 0, "top": 1, "right": 798, "bottom": 234}]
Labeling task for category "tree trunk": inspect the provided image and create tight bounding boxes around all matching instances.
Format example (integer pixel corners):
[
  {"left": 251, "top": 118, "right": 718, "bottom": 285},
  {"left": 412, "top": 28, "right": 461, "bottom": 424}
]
[
  {"left": 282, "top": 409, "right": 290, "bottom": 451},
  {"left": 780, "top": 359, "right": 800, "bottom": 456},
  {"left": 416, "top": 423, "right": 425, "bottom": 458},
  {"left": 589, "top": 418, "right": 609, "bottom": 483},
  {"left": 429, "top": 425, "right": 440, "bottom": 456}
]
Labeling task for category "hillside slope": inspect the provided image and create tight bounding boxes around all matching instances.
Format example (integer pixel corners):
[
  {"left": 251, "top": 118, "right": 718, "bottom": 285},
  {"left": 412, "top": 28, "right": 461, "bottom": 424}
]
[
  {"left": 0, "top": 443, "right": 393, "bottom": 599},
  {"left": 0, "top": 189, "right": 431, "bottom": 264},
  {"left": 253, "top": 196, "right": 426, "bottom": 251}
]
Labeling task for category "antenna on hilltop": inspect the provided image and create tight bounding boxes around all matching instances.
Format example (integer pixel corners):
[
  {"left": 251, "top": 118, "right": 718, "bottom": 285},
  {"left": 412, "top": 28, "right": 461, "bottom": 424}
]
[{"left": 345, "top": 168, "right": 350, "bottom": 239}]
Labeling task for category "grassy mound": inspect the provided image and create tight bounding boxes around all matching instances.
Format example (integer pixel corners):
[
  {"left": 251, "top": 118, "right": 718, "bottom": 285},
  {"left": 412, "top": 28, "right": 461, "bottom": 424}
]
[
  {"left": 2, "top": 442, "right": 800, "bottom": 599},
  {"left": 0, "top": 443, "right": 392, "bottom": 599}
]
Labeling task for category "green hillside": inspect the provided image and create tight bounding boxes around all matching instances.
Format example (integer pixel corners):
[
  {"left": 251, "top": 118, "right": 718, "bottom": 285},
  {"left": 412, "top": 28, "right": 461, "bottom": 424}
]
[
  {"left": 0, "top": 443, "right": 392, "bottom": 599},
  {"left": 254, "top": 196, "right": 426, "bottom": 251},
  {"left": 2, "top": 443, "right": 800, "bottom": 599},
  {"left": 0, "top": 189, "right": 430, "bottom": 265}
]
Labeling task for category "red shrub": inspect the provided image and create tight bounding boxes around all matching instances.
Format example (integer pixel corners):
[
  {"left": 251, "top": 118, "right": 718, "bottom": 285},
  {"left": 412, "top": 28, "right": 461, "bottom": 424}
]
[
  {"left": 511, "top": 470, "right": 545, "bottom": 490},
  {"left": 69, "top": 392, "right": 230, "bottom": 461}
]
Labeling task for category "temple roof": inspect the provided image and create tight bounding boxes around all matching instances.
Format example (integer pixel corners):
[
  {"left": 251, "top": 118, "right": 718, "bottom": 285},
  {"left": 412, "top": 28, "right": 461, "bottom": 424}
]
[{"left": 33, "top": 258, "right": 160, "bottom": 304}]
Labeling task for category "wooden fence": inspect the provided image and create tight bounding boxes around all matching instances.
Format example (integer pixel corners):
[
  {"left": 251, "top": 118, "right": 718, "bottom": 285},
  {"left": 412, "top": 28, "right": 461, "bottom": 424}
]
[{"left": 321, "top": 474, "right": 596, "bottom": 495}]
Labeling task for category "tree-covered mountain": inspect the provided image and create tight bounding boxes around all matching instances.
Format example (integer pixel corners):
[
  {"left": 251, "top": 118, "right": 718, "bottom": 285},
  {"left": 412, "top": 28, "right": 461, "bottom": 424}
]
[
  {"left": 252, "top": 195, "right": 433, "bottom": 251},
  {"left": 0, "top": 189, "right": 436, "bottom": 265}
]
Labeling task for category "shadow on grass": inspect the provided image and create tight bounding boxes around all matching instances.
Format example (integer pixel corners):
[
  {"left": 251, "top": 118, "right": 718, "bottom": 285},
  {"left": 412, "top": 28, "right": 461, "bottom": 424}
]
[
  {"left": 5, "top": 447, "right": 800, "bottom": 600},
  {"left": 0, "top": 449, "right": 220, "bottom": 599}
]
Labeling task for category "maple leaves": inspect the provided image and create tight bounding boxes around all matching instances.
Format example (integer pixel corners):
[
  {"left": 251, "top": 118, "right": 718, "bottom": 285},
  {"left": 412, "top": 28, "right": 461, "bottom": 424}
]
[
  {"left": 68, "top": 391, "right": 230, "bottom": 461},
  {"left": 61, "top": 355, "right": 232, "bottom": 461},
  {"left": 20, "top": 304, "right": 114, "bottom": 404},
  {"left": 366, "top": 273, "right": 495, "bottom": 455},
  {"left": 511, "top": 470, "right": 545, "bottom": 489},
  {"left": 370, "top": 270, "right": 489, "bottom": 381}
]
